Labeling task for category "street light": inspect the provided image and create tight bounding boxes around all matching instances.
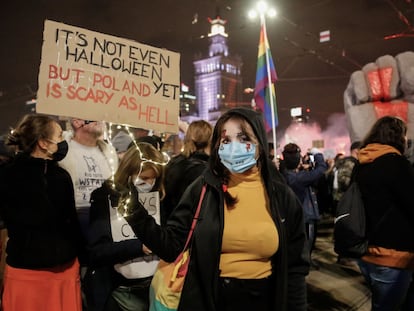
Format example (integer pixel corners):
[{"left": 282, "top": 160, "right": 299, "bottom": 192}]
[
  {"left": 248, "top": 2, "right": 278, "bottom": 21},
  {"left": 249, "top": 1, "right": 279, "bottom": 148}
]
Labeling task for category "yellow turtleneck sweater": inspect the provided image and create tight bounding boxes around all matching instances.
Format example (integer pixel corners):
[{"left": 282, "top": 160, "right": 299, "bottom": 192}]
[{"left": 219, "top": 168, "right": 279, "bottom": 279}]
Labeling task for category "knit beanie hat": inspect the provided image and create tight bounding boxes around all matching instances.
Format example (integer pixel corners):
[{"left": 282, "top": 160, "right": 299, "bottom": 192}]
[{"left": 111, "top": 131, "right": 133, "bottom": 153}]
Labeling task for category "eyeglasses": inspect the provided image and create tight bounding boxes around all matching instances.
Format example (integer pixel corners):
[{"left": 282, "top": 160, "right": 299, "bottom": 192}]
[{"left": 80, "top": 120, "right": 95, "bottom": 128}]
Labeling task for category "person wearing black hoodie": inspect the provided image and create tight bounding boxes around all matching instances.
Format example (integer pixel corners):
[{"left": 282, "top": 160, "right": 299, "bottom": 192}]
[
  {"left": 123, "top": 107, "right": 309, "bottom": 311},
  {"left": 163, "top": 120, "right": 212, "bottom": 220},
  {"left": 356, "top": 116, "right": 414, "bottom": 310}
]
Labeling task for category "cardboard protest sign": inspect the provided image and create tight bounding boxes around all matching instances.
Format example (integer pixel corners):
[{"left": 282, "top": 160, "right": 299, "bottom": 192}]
[
  {"left": 110, "top": 191, "right": 160, "bottom": 278},
  {"left": 138, "top": 191, "right": 160, "bottom": 225},
  {"left": 109, "top": 191, "right": 160, "bottom": 243},
  {"left": 37, "top": 20, "right": 180, "bottom": 133}
]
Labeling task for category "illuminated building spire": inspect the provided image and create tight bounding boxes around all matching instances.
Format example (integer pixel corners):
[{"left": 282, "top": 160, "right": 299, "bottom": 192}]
[
  {"left": 208, "top": 15, "right": 229, "bottom": 57},
  {"left": 193, "top": 11, "right": 243, "bottom": 122}
]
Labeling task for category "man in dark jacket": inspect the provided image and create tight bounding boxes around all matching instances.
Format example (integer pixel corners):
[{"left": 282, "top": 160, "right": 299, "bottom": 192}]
[
  {"left": 281, "top": 143, "right": 327, "bottom": 269},
  {"left": 332, "top": 141, "right": 361, "bottom": 266},
  {"left": 333, "top": 141, "right": 361, "bottom": 206}
]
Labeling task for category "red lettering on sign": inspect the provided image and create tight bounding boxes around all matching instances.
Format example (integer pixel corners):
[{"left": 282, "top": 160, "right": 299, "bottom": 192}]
[
  {"left": 137, "top": 105, "right": 174, "bottom": 125},
  {"left": 118, "top": 96, "right": 138, "bottom": 110},
  {"left": 66, "top": 85, "right": 113, "bottom": 104},
  {"left": 46, "top": 82, "right": 62, "bottom": 98},
  {"left": 48, "top": 65, "right": 83, "bottom": 83}
]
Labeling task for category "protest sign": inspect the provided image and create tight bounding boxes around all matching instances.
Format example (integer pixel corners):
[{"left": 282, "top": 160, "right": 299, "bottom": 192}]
[
  {"left": 110, "top": 191, "right": 160, "bottom": 242},
  {"left": 138, "top": 191, "right": 160, "bottom": 225},
  {"left": 110, "top": 191, "right": 160, "bottom": 278},
  {"left": 37, "top": 20, "right": 180, "bottom": 133}
]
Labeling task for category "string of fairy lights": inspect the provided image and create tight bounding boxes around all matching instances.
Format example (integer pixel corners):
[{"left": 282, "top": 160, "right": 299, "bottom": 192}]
[
  {"left": 107, "top": 122, "right": 170, "bottom": 218},
  {"left": 9, "top": 120, "right": 170, "bottom": 218},
  {"left": 107, "top": 122, "right": 170, "bottom": 168}
]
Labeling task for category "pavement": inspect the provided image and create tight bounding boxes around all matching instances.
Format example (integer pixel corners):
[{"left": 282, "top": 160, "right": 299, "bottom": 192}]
[{"left": 306, "top": 216, "right": 371, "bottom": 310}]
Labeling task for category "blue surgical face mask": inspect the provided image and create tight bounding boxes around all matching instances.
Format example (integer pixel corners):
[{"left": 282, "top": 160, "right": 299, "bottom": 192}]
[{"left": 218, "top": 141, "right": 257, "bottom": 173}]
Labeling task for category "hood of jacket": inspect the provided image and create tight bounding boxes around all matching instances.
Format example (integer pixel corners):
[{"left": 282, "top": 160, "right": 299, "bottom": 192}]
[
  {"left": 209, "top": 107, "right": 284, "bottom": 187},
  {"left": 214, "top": 107, "right": 270, "bottom": 154},
  {"left": 358, "top": 143, "right": 401, "bottom": 164}
]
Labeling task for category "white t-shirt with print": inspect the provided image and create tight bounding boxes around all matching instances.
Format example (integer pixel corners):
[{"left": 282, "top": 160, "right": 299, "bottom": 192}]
[{"left": 60, "top": 139, "right": 118, "bottom": 209}]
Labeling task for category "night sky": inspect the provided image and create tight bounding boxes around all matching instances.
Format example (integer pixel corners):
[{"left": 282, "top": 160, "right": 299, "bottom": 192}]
[{"left": 1, "top": 0, "right": 413, "bottom": 135}]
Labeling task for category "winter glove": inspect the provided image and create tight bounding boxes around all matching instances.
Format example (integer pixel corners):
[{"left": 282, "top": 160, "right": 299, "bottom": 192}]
[
  {"left": 127, "top": 178, "right": 145, "bottom": 215},
  {"left": 105, "top": 180, "right": 121, "bottom": 208}
]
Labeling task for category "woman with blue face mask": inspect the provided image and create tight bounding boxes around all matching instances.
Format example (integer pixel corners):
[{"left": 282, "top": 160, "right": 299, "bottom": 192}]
[
  {"left": 124, "top": 108, "right": 310, "bottom": 311},
  {"left": 84, "top": 142, "right": 166, "bottom": 311},
  {"left": 217, "top": 117, "right": 258, "bottom": 173}
]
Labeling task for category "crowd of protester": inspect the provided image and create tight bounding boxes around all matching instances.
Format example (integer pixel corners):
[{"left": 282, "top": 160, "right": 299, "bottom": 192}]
[{"left": 0, "top": 110, "right": 413, "bottom": 310}]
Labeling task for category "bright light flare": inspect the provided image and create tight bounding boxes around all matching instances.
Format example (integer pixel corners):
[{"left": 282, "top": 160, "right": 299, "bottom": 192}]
[
  {"left": 257, "top": 1, "right": 267, "bottom": 13},
  {"left": 249, "top": 1, "right": 277, "bottom": 19},
  {"left": 268, "top": 8, "right": 277, "bottom": 18},
  {"left": 248, "top": 10, "right": 257, "bottom": 19}
]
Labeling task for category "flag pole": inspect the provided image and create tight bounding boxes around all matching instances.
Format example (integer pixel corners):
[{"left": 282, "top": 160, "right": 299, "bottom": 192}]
[{"left": 260, "top": 14, "right": 277, "bottom": 148}]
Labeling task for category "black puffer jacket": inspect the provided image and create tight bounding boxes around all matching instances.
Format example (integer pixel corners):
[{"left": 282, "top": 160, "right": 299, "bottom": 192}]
[
  {"left": 163, "top": 151, "right": 209, "bottom": 219},
  {"left": 0, "top": 153, "right": 83, "bottom": 268},
  {"left": 357, "top": 152, "right": 414, "bottom": 251},
  {"left": 126, "top": 108, "right": 309, "bottom": 311}
]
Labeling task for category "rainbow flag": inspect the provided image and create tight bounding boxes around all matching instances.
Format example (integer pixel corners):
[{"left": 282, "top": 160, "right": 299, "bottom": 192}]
[{"left": 254, "top": 24, "right": 278, "bottom": 132}]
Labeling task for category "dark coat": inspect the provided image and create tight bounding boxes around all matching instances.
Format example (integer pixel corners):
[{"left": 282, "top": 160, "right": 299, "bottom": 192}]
[
  {"left": 0, "top": 153, "right": 82, "bottom": 268},
  {"left": 126, "top": 107, "right": 309, "bottom": 311},
  {"left": 357, "top": 153, "right": 414, "bottom": 251},
  {"left": 88, "top": 182, "right": 145, "bottom": 267},
  {"left": 163, "top": 151, "right": 209, "bottom": 219},
  {"left": 282, "top": 153, "right": 327, "bottom": 223},
  {"left": 126, "top": 171, "right": 308, "bottom": 311},
  {"left": 84, "top": 181, "right": 148, "bottom": 311}
]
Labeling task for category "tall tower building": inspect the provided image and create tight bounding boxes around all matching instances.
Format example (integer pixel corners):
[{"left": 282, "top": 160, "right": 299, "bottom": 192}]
[{"left": 193, "top": 15, "right": 243, "bottom": 122}]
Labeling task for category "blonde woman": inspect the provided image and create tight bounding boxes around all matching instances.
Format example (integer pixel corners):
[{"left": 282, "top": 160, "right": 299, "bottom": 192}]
[
  {"left": 163, "top": 120, "right": 212, "bottom": 219},
  {"left": 85, "top": 142, "right": 166, "bottom": 311}
]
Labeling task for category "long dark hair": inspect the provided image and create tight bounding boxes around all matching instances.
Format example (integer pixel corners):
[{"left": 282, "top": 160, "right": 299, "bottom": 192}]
[
  {"left": 361, "top": 116, "right": 407, "bottom": 154},
  {"left": 209, "top": 110, "right": 267, "bottom": 208}
]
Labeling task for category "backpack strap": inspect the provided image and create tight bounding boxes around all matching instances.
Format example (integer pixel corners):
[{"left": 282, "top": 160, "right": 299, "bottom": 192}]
[{"left": 182, "top": 184, "right": 207, "bottom": 251}]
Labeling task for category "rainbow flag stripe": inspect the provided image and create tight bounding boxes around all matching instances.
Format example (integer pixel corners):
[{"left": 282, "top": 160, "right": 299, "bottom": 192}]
[{"left": 254, "top": 24, "right": 278, "bottom": 132}]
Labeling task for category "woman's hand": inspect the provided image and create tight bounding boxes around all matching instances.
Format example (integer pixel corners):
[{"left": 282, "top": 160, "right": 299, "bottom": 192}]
[
  {"left": 127, "top": 176, "right": 141, "bottom": 214},
  {"left": 142, "top": 244, "right": 153, "bottom": 255}
]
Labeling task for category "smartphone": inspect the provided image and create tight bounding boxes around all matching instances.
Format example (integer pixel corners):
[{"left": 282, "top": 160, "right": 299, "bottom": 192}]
[{"left": 309, "top": 154, "right": 315, "bottom": 163}]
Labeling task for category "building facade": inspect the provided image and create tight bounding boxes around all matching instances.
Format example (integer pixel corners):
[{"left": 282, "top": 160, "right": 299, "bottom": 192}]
[{"left": 193, "top": 16, "right": 243, "bottom": 122}]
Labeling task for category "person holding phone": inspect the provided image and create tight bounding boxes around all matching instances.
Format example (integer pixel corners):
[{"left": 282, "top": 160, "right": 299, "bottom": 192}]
[{"left": 281, "top": 143, "right": 327, "bottom": 269}]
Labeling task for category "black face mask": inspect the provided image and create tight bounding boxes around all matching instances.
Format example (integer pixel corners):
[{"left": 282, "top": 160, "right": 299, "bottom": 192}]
[{"left": 52, "top": 140, "right": 69, "bottom": 161}]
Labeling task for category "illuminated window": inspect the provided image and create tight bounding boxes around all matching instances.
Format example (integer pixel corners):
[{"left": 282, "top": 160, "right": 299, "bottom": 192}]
[{"left": 211, "top": 24, "right": 226, "bottom": 36}]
